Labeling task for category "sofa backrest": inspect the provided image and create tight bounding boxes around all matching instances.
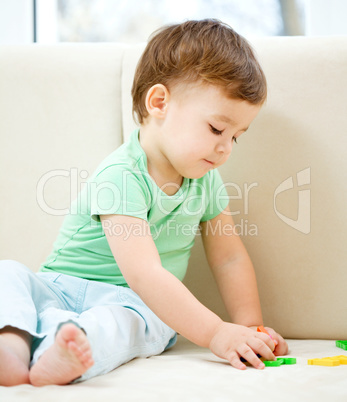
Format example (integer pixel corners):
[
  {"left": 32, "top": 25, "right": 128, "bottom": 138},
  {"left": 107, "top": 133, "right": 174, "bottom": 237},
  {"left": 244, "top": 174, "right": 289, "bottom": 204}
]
[
  {"left": 0, "top": 44, "right": 126, "bottom": 265},
  {"left": 1, "top": 37, "right": 346, "bottom": 339}
]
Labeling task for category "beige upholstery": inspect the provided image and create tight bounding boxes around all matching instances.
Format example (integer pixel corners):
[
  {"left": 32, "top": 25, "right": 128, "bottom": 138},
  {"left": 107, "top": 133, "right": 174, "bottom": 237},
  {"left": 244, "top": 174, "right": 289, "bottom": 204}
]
[{"left": 1, "top": 37, "right": 347, "bottom": 399}]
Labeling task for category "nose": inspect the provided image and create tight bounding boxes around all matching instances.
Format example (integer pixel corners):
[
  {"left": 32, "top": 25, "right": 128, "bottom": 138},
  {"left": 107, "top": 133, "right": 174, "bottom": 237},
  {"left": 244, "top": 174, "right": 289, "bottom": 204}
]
[{"left": 215, "top": 138, "right": 233, "bottom": 156}]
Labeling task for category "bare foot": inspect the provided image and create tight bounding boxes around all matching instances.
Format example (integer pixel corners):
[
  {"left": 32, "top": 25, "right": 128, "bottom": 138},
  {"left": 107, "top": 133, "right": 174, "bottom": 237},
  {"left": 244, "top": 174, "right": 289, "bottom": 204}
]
[
  {"left": 0, "top": 337, "right": 30, "bottom": 386},
  {"left": 29, "top": 323, "right": 94, "bottom": 386}
]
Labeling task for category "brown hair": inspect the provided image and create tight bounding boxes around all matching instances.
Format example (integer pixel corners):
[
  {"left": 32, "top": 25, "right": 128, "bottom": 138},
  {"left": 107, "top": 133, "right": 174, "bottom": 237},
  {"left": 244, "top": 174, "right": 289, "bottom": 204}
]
[{"left": 131, "top": 19, "right": 267, "bottom": 125}]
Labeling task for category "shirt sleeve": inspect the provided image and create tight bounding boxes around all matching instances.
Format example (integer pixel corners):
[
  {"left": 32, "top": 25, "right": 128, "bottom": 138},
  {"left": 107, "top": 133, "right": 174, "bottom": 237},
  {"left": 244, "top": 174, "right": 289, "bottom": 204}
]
[
  {"left": 89, "top": 165, "right": 149, "bottom": 222},
  {"left": 200, "top": 168, "right": 229, "bottom": 222}
]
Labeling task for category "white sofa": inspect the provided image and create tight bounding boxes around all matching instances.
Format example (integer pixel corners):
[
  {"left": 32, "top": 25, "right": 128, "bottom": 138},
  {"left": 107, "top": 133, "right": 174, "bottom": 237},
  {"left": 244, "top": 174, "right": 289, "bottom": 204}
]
[{"left": 1, "top": 37, "right": 347, "bottom": 401}]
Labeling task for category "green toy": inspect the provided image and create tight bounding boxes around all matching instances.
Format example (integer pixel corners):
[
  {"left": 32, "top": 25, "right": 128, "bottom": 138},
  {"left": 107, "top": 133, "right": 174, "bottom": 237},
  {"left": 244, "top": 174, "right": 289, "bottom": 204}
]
[{"left": 263, "top": 357, "right": 296, "bottom": 367}]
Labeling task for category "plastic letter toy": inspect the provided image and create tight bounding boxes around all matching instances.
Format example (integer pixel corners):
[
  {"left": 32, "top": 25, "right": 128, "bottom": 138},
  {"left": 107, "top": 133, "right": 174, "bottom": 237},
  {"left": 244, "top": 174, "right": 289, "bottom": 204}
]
[
  {"left": 336, "top": 340, "right": 347, "bottom": 350},
  {"left": 262, "top": 357, "right": 296, "bottom": 367},
  {"left": 281, "top": 357, "right": 297, "bottom": 365},
  {"left": 307, "top": 355, "right": 347, "bottom": 366},
  {"left": 263, "top": 358, "right": 284, "bottom": 367},
  {"left": 308, "top": 358, "right": 340, "bottom": 366},
  {"left": 335, "top": 355, "right": 347, "bottom": 364}
]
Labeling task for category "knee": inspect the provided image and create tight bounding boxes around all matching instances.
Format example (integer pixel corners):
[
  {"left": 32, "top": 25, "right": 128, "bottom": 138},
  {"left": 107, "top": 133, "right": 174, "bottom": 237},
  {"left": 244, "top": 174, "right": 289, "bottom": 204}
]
[{"left": 0, "top": 259, "right": 31, "bottom": 276}]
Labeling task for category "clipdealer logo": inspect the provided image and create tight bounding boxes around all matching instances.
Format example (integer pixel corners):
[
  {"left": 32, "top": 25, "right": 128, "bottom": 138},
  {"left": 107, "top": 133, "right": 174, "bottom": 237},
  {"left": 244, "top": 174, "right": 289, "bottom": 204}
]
[
  {"left": 273, "top": 167, "right": 311, "bottom": 234},
  {"left": 36, "top": 167, "right": 311, "bottom": 235}
]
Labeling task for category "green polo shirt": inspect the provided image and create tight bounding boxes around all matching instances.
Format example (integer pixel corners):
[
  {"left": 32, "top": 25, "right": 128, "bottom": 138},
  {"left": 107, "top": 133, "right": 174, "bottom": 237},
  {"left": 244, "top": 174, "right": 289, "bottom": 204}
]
[{"left": 39, "top": 129, "right": 229, "bottom": 286}]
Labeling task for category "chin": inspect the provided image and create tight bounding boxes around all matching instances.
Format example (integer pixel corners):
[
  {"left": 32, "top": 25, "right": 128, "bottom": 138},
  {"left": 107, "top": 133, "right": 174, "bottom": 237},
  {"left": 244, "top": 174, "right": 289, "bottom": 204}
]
[
  {"left": 181, "top": 164, "right": 213, "bottom": 180},
  {"left": 186, "top": 171, "right": 209, "bottom": 180}
]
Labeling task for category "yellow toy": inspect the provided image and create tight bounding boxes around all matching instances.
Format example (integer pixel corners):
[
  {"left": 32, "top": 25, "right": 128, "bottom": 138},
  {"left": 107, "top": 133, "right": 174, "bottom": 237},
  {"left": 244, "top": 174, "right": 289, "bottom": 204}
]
[{"left": 307, "top": 355, "right": 347, "bottom": 366}]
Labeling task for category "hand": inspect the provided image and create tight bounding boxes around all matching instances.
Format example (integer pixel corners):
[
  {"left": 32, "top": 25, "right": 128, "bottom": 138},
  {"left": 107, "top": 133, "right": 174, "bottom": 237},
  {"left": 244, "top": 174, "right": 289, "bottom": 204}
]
[
  {"left": 209, "top": 322, "right": 276, "bottom": 370},
  {"left": 261, "top": 326, "right": 288, "bottom": 356}
]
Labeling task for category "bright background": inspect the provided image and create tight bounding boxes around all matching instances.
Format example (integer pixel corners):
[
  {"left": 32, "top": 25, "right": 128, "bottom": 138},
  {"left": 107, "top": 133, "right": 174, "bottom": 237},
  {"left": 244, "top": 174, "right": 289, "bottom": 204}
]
[{"left": 1, "top": 0, "right": 346, "bottom": 45}]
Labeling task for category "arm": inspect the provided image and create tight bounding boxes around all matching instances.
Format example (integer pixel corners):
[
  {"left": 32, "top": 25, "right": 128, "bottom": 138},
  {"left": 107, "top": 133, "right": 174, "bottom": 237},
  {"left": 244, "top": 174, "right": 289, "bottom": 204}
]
[
  {"left": 100, "top": 213, "right": 277, "bottom": 368},
  {"left": 201, "top": 205, "right": 288, "bottom": 355},
  {"left": 200, "top": 205, "right": 262, "bottom": 327},
  {"left": 101, "top": 214, "right": 222, "bottom": 348}
]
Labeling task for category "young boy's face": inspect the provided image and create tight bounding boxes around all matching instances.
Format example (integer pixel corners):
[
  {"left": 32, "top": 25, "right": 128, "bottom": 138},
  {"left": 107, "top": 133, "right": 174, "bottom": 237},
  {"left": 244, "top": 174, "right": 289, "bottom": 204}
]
[{"left": 158, "top": 82, "right": 262, "bottom": 180}]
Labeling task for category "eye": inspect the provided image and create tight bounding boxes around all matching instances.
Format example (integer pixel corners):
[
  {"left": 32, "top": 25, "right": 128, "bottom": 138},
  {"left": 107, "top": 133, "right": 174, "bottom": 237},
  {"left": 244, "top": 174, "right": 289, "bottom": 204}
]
[
  {"left": 209, "top": 124, "right": 223, "bottom": 135},
  {"left": 232, "top": 137, "right": 238, "bottom": 144}
]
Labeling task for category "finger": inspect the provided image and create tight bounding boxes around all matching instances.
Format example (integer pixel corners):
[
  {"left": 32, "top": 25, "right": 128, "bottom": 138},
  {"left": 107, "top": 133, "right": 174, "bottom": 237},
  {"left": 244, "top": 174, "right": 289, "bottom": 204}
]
[
  {"left": 264, "top": 328, "right": 288, "bottom": 355},
  {"left": 274, "top": 335, "right": 289, "bottom": 356},
  {"left": 248, "top": 336, "right": 276, "bottom": 362},
  {"left": 226, "top": 351, "right": 247, "bottom": 370},
  {"left": 264, "top": 327, "right": 279, "bottom": 346},
  {"left": 237, "top": 344, "right": 265, "bottom": 370},
  {"left": 257, "top": 327, "right": 278, "bottom": 348},
  {"left": 255, "top": 332, "right": 276, "bottom": 353}
]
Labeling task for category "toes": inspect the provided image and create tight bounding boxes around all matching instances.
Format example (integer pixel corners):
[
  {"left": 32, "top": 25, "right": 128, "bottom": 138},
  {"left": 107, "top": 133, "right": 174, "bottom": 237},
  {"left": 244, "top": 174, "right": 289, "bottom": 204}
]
[
  {"left": 57, "top": 323, "right": 94, "bottom": 368},
  {"left": 67, "top": 341, "right": 94, "bottom": 368},
  {"left": 58, "top": 324, "right": 87, "bottom": 349}
]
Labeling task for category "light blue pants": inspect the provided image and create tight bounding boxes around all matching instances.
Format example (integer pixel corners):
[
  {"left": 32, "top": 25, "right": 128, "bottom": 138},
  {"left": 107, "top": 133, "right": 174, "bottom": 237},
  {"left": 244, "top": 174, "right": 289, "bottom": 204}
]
[{"left": 0, "top": 260, "right": 177, "bottom": 382}]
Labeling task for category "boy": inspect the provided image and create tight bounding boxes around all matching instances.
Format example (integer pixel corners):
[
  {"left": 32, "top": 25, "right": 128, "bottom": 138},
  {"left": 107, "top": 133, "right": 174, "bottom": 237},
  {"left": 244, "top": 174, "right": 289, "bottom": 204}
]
[{"left": 0, "top": 19, "right": 287, "bottom": 387}]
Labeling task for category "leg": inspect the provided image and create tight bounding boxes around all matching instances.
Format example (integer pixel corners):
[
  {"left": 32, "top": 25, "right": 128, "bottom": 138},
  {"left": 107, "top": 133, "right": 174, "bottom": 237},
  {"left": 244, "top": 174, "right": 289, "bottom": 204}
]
[
  {"left": 30, "top": 274, "right": 176, "bottom": 383},
  {"left": 73, "top": 285, "right": 177, "bottom": 382},
  {"left": 0, "top": 326, "right": 32, "bottom": 386},
  {"left": 31, "top": 304, "right": 154, "bottom": 384},
  {"left": 28, "top": 274, "right": 97, "bottom": 386}
]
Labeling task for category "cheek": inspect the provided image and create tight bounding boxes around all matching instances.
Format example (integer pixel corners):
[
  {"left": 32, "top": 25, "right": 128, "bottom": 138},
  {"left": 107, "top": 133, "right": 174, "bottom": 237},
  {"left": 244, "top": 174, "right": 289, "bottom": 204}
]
[{"left": 181, "top": 137, "right": 205, "bottom": 157}]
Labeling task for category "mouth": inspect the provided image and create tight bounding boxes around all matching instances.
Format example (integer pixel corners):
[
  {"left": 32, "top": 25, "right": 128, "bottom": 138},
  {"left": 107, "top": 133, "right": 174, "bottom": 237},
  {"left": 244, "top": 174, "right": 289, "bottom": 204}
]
[{"left": 204, "top": 159, "right": 216, "bottom": 166}]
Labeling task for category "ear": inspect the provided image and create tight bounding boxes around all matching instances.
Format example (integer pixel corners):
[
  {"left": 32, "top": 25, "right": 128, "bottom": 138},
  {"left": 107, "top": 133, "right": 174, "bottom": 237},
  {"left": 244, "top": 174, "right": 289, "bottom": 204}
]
[{"left": 145, "top": 84, "right": 170, "bottom": 119}]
